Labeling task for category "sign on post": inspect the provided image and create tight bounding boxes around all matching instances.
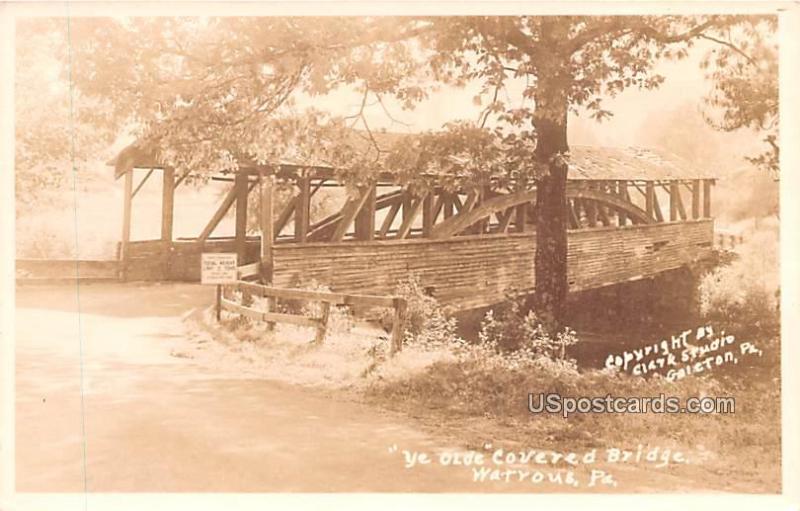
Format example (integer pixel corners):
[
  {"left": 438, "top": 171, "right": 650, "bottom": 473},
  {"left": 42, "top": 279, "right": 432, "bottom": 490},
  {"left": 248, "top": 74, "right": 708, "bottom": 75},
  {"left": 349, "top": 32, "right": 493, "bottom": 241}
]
[
  {"left": 201, "top": 253, "right": 238, "bottom": 285},
  {"left": 201, "top": 253, "right": 238, "bottom": 321}
]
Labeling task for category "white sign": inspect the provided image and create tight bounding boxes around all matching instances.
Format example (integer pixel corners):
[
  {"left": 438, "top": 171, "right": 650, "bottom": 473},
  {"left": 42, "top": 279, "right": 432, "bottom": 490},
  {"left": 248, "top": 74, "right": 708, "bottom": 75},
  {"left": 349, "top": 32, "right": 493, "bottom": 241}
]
[{"left": 201, "top": 253, "right": 238, "bottom": 284}]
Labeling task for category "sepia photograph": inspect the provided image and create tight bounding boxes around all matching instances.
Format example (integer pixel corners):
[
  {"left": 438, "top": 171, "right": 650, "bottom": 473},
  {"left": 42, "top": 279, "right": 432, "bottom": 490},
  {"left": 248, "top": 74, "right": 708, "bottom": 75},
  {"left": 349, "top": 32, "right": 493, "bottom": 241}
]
[{"left": 1, "top": 1, "right": 798, "bottom": 508}]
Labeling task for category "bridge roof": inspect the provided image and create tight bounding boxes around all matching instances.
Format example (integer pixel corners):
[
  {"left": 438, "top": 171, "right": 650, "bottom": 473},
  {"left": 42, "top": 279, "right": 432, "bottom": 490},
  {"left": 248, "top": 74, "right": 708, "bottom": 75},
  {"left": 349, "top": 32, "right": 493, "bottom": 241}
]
[{"left": 109, "top": 132, "right": 714, "bottom": 182}]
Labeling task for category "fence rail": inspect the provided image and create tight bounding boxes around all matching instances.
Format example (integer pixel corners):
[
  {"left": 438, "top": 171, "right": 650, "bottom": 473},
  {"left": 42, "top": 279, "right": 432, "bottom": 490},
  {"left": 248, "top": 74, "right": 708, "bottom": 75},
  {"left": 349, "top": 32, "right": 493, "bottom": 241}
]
[
  {"left": 218, "top": 280, "right": 408, "bottom": 353},
  {"left": 715, "top": 230, "right": 745, "bottom": 250},
  {"left": 236, "top": 261, "right": 261, "bottom": 280}
]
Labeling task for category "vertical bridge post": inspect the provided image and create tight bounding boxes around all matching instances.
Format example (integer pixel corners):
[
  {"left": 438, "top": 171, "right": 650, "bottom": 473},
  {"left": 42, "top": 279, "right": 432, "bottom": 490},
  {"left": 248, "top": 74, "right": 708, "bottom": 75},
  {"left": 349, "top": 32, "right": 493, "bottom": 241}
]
[
  {"left": 295, "top": 175, "right": 311, "bottom": 242},
  {"left": 119, "top": 169, "right": 133, "bottom": 281},
  {"left": 355, "top": 184, "right": 377, "bottom": 240},
  {"left": 234, "top": 172, "right": 249, "bottom": 263},
  {"left": 260, "top": 171, "right": 274, "bottom": 283},
  {"left": 161, "top": 167, "right": 175, "bottom": 242},
  {"left": 161, "top": 167, "right": 175, "bottom": 277}
]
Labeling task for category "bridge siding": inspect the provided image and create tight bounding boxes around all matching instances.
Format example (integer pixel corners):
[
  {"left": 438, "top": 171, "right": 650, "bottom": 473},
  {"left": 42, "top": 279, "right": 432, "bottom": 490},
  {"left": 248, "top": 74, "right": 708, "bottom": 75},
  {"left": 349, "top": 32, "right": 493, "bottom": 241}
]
[
  {"left": 272, "top": 220, "right": 713, "bottom": 309},
  {"left": 122, "top": 220, "right": 713, "bottom": 310}
]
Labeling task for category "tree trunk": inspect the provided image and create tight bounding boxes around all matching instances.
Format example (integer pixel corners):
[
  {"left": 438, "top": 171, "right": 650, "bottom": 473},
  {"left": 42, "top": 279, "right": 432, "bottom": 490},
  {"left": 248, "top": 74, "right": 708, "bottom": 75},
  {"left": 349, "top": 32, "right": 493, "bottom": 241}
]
[{"left": 526, "top": 114, "right": 570, "bottom": 334}]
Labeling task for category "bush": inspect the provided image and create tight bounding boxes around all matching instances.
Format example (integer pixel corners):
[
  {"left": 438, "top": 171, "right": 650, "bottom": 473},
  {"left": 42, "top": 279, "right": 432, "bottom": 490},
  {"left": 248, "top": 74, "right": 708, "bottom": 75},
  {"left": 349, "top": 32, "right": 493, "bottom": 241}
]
[
  {"left": 698, "top": 227, "right": 779, "bottom": 339},
  {"left": 274, "top": 279, "right": 355, "bottom": 334},
  {"left": 381, "top": 274, "right": 462, "bottom": 351},
  {"left": 477, "top": 298, "right": 580, "bottom": 364}
]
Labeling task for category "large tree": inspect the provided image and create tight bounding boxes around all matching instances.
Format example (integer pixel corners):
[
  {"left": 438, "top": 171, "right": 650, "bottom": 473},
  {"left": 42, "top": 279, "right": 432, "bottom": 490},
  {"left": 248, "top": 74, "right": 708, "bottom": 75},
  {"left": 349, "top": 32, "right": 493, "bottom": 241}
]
[
  {"left": 412, "top": 15, "right": 775, "bottom": 330},
  {"left": 700, "top": 21, "right": 778, "bottom": 175},
  {"left": 60, "top": 15, "right": 774, "bottom": 332},
  {"left": 15, "top": 19, "right": 116, "bottom": 213}
]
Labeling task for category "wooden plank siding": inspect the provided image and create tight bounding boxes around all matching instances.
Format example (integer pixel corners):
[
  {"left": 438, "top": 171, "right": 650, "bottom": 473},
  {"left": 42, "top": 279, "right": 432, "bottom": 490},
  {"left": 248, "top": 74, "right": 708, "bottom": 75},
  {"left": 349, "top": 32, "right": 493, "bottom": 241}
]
[{"left": 123, "top": 220, "right": 713, "bottom": 310}]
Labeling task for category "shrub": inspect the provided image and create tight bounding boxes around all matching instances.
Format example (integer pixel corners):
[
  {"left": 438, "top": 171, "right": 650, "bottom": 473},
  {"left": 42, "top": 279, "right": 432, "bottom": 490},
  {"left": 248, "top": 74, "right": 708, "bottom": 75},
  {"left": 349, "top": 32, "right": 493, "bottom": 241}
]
[
  {"left": 477, "top": 299, "right": 580, "bottom": 364},
  {"left": 268, "top": 279, "right": 354, "bottom": 334},
  {"left": 698, "top": 227, "right": 779, "bottom": 339},
  {"left": 381, "top": 274, "right": 462, "bottom": 351}
]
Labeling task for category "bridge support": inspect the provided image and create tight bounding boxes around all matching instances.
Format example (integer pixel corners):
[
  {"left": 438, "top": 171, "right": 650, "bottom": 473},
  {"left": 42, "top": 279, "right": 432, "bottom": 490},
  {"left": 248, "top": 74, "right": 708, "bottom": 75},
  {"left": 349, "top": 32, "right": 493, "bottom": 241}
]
[{"left": 260, "top": 172, "right": 274, "bottom": 283}]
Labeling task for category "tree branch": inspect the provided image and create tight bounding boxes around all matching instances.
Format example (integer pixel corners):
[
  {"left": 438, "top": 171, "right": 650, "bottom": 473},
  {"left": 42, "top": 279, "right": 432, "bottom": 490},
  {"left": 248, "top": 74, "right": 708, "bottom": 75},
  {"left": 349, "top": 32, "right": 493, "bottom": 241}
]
[{"left": 697, "top": 34, "right": 757, "bottom": 65}]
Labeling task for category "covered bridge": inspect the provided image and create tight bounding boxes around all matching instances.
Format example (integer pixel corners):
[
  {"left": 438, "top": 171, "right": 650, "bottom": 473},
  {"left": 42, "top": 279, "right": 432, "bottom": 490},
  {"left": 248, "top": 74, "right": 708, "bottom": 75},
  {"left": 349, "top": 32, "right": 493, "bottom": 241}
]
[{"left": 109, "top": 135, "right": 715, "bottom": 310}]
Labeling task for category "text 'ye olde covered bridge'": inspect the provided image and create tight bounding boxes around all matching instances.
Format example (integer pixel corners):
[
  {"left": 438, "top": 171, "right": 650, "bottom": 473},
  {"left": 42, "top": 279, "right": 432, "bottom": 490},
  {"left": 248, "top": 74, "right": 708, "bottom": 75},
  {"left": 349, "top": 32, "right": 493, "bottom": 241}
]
[{"left": 110, "top": 134, "right": 715, "bottom": 310}]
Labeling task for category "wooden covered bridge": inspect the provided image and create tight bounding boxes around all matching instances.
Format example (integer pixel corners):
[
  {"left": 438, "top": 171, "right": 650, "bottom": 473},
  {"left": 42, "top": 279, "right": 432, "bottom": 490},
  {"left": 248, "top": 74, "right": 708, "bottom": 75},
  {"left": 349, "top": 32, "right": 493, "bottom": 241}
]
[{"left": 109, "top": 135, "right": 715, "bottom": 310}]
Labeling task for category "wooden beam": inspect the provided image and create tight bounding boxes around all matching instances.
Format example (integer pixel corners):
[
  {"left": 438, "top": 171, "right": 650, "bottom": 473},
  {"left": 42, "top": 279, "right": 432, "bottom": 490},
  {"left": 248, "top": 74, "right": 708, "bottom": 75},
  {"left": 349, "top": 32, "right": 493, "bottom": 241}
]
[
  {"left": 451, "top": 193, "right": 464, "bottom": 213},
  {"left": 617, "top": 181, "right": 627, "bottom": 226},
  {"left": 331, "top": 187, "right": 371, "bottom": 241},
  {"left": 652, "top": 187, "right": 664, "bottom": 222},
  {"left": 422, "top": 191, "right": 435, "bottom": 237},
  {"left": 669, "top": 183, "right": 678, "bottom": 221},
  {"left": 585, "top": 199, "right": 597, "bottom": 227},
  {"left": 235, "top": 173, "right": 249, "bottom": 261},
  {"left": 672, "top": 183, "right": 686, "bottom": 220},
  {"left": 274, "top": 195, "right": 298, "bottom": 237},
  {"left": 515, "top": 203, "right": 527, "bottom": 232},
  {"left": 645, "top": 182, "right": 655, "bottom": 220},
  {"left": 691, "top": 179, "right": 701, "bottom": 219},
  {"left": 496, "top": 207, "right": 514, "bottom": 233},
  {"left": 198, "top": 185, "right": 238, "bottom": 243},
  {"left": 310, "top": 178, "right": 327, "bottom": 197},
  {"left": 378, "top": 199, "right": 402, "bottom": 239},
  {"left": 174, "top": 171, "right": 191, "bottom": 189},
  {"left": 571, "top": 199, "right": 582, "bottom": 228},
  {"left": 401, "top": 191, "right": 413, "bottom": 223},
  {"left": 462, "top": 189, "right": 479, "bottom": 212},
  {"left": 396, "top": 196, "right": 424, "bottom": 239},
  {"left": 432, "top": 192, "right": 445, "bottom": 221},
  {"left": 295, "top": 176, "right": 311, "bottom": 242},
  {"left": 315, "top": 302, "right": 332, "bottom": 344},
  {"left": 597, "top": 203, "right": 611, "bottom": 226},
  {"left": 443, "top": 192, "right": 454, "bottom": 219},
  {"left": 475, "top": 187, "right": 490, "bottom": 234},
  {"left": 703, "top": 179, "right": 712, "bottom": 217},
  {"left": 260, "top": 173, "right": 274, "bottom": 283},
  {"left": 119, "top": 170, "right": 133, "bottom": 280},
  {"left": 161, "top": 168, "right": 175, "bottom": 242},
  {"left": 354, "top": 184, "right": 377, "bottom": 240},
  {"left": 390, "top": 298, "right": 408, "bottom": 355},
  {"left": 131, "top": 168, "right": 154, "bottom": 199},
  {"left": 568, "top": 200, "right": 581, "bottom": 229}
]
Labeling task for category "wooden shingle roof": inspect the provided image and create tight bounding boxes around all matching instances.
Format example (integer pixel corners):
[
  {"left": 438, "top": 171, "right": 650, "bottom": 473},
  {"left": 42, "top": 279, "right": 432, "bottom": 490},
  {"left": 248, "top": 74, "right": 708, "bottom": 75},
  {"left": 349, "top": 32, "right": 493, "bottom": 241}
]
[{"left": 108, "top": 132, "right": 714, "bottom": 182}]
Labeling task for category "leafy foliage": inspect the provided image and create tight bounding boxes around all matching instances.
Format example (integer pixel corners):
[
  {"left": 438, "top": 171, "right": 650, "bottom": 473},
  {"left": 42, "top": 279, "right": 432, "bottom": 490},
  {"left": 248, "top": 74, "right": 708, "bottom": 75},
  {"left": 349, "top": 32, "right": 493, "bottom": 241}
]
[
  {"left": 64, "top": 17, "right": 432, "bottom": 180},
  {"left": 55, "top": 15, "right": 778, "bottom": 187},
  {"left": 700, "top": 20, "right": 778, "bottom": 175},
  {"left": 478, "top": 300, "right": 579, "bottom": 363},
  {"left": 699, "top": 228, "right": 779, "bottom": 338},
  {"left": 15, "top": 19, "right": 116, "bottom": 212},
  {"left": 380, "top": 274, "right": 462, "bottom": 351}
]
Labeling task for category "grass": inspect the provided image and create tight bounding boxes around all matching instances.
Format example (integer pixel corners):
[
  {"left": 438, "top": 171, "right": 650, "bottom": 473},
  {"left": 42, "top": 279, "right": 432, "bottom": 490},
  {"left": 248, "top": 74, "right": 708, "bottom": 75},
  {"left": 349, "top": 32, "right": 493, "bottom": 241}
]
[{"left": 362, "top": 353, "right": 780, "bottom": 492}]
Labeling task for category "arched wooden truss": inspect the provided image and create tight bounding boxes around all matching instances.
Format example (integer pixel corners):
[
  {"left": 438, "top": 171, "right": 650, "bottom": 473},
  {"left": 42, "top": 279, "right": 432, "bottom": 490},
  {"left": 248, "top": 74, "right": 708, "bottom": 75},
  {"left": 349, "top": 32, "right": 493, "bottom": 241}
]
[{"left": 301, "top": 182, "right": 658, "bottom": 243}]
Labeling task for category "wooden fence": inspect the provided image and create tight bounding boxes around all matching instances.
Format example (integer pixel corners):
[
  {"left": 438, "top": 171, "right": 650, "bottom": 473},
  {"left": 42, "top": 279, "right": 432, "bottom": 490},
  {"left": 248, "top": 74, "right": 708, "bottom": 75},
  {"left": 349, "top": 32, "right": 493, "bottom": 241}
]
[
  {"left": 715, "top": 230, "right": 745, "bottom": 251},
  {"left": 218, "top": 280, "right": 409, "bottom": 354}
]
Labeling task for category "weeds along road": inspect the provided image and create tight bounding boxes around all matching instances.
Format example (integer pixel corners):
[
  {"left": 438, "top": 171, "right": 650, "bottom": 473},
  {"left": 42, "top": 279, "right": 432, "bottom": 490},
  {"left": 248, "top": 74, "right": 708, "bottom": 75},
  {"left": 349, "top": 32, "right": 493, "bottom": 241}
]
[{"left": 15, "top": 283, "right": 705, "bottom": 493}]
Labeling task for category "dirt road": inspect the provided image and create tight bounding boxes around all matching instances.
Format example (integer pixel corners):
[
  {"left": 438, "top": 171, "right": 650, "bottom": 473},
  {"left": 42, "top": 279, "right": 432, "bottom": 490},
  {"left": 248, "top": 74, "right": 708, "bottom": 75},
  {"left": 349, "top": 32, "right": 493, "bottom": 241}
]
[
  {"left": 15, "top": 283, "right": 709, "bottom": 493},
  {"left": 15, "top": 283, "right": 520, "bottom": 492}
]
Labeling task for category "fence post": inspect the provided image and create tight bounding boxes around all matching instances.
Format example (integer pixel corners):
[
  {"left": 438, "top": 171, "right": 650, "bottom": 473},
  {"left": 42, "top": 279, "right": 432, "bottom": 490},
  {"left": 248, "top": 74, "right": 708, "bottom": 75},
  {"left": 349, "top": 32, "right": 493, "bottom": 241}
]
[
  {"left": 390, "top": 297, "right": 408, "bottom": 355},
  {"left": 315, "top": 302, "right": 332, "bottom": 344},
  {"left": 215, "top": 284, "right": 222, "bottom": 321},
  {"left": 262, "top": 286, "right": 276, "bottom": 331}
]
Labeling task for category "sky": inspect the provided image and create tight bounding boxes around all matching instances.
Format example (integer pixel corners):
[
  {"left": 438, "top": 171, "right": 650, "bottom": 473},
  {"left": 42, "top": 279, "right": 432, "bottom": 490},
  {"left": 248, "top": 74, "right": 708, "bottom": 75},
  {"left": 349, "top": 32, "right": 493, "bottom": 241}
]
[{"left": 305, "top": 40, "right": 714, "bottom": 149}]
